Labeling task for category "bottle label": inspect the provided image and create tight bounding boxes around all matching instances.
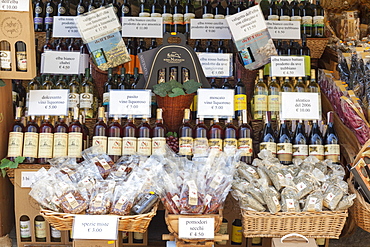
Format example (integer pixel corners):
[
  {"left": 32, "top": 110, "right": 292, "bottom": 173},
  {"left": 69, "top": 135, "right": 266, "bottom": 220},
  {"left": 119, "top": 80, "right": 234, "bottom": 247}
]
[
  {"left": 193, "top": 137, "right": 209, "bottom": 156},
  {"left": 35, "top": 220, "right": 46, "bottom": 238},
  {"left": 234, "top": 94, "right": 247, "bottom": 111},
  {"left": 92, "top": 136, "right": 108, "bottom": 153},
  {"left": 292, "top": 144, "right": 308, "bottom": 158},
  {"left": 80, "top": 93, "right": 93, "bottom": 108},
  {"left": 53, "top": 133, "right": 68, "bottom": 157},
  {"left": 103, "top": 92, "right": 109, "bottom": 106},
  {"left": 23, "top": 132, "right": 39, "bottom": 158},
  {"left": 279, "top": 15, "right": 290, "bottom": 21},
  {"left": 291, "top": 16, "right": 302, "bottom": 22},
  {"left": 313, "top": 16, "right": 324, "bottom": 27},
  {"left": 268, "top": 15, "right": 279, "bottom": 21},
  {"left": 268, "top": 95, "right": 280, "bottom": 112},
  {"left": 324, "top": 144, "right": 340, "bottom": 163},
  {"left": 68, "top": 93, "right": 80, "bottom": 108},
  {"left": 58, "top": 6, "right": 66, "bottom": 14},
  {"left": 238, "top": 138, "right": 253, "bottom": 156},
  {"left": 260, "top": 142, "right": 276, "bottom": 154},
  {"left": 187, "top": 180, "right": 198, "bottom": 205},
  {"left": 277, "top": 143, "right": 293, "bottom": 162},
  {"left": 113, "top": 6, "right": 118, "bottom": 14},
  {"left": 8, "top": 132, "right": 23, "bottom": 157},
  {"left": 46, "top": 6, "right": 53, "bottom": 13},
  {"left": 231, "top": 225, "right": 243, "bottom": 243},
  {"left": 184, "top": 13, "right": 195, "bottom": 24},
  {"left": 308, "top": 144, "right": 324, "bottom": 160},
  {"left": 12, "top": 91, "right": 18, "bottom": 102},
  {"left": 16, "top": 51, "right": 27, "bottom": 70},
  {"left": 162, "top": 13, "right": 173, "bottom": 24},
  {"left": 38, "top": 133, "right": 54, "bottom": 158},
  {"left": 51, "top": 226, "right": 61, "bottom": 238},
  {"left": 134, "top": 232, "right": 144, "bottom": 240},
  {"left": 139, "top": 12, "right": 151, "bottom": 17},
  {"left": 223, "top": 138, "right": 237, "bottom": 155},
  {"left": 137, "top": 138, "right": 152, "bottom": 156},
  {"left": 151, "top": 13, "right": 162, "bottom": 17},
  {"left": 20, "top": 220, "right": 31, "bottom": 238},
  {"left": 209, "top": 138, "right": 223, "bottom": 151},
  {"left": 179, "top": 137, "right": 193, "bottom": 155},
  {"left": 77, "top": 6, "right": 85, "bottom": 13},
  {"left": 122, "top": 137, "right": 137, "bottom": 155},
  {"left": 68, "top": 132, "right": 83, "bottom": 158},
  {"left": 253, "top": 95, "right": 268, "bottom": 111},
  {"left": 214, "top": 14, "right": 225, "bottom": 19},
  {"left": 34, "top": 17, "right": 43, "bottom": 25},
  {"left": 152, "top": 137, "right": 166, "bottom": 154},
  {"left": 35, "top": 6, "right": 43, "bottom": 14},
  {"left": 202, "top": 13, "right": 214, "bottom": 19},
  {"left": 107, "top": 137, "right": 122, "bottom": 155},
  {"left": 122, "top": 5, "right": 129, "bottom": 14},
  {"left": 44, "top": 16, "right": 53, "bottom": 25},
  {"left": 302, "top": 16, "right": 313, "bottom": 26},
  {"left": 173, "top": 13, "right": 184, "bottom": 24}
]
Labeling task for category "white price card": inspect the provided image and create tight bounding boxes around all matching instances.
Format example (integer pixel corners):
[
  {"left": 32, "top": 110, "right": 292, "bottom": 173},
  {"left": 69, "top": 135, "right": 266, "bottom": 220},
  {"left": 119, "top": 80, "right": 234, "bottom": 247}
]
[
  {"left": 280, "top": 92, "right": 320, "bottom": 120},
  {"left": 178, "top": 218, "right": 214, "bottom": 239},
  {"left": 271, "top": 56, "right": 305, "bottom": 77},
  {"left": 53, "top": 16, "right": 80, "bottom": 38},
  {"left": 0, "top": 0, "right": 29, "bottom": 11},
  {"left": 73, "top": 215, "right": 118, "bottom": 240},
  {"left": 76, "top": 5, "right": 121, "bottom": 43},
  {"left": 109, "top": 90, "right": 151, "bottom": 117},
  {"left": 21, "top": 172, "right": 37, "bottom": 188},
  {"left": 197, "top": 53, "right": 233, "bottom": 78},
  {"left": 28, "top": 89, "right": 68, "bottom": 116},
  {"left": 43, "top": 51, "right": 81, "bottom": 75},
  {"left": 266, "top": 21, "right": 301, "bottom": 40},
  {"left": 197, "top": 89, "right": 234, "bottom": 118},
  {"left": 122, "top": 17, "right": 163, "bottom": 38},
  {"left": 225, "top": 5, "right": 266, "bottom": 41},
  {"left": 190, "top": 19, "right": 231, "bottom": 39}
]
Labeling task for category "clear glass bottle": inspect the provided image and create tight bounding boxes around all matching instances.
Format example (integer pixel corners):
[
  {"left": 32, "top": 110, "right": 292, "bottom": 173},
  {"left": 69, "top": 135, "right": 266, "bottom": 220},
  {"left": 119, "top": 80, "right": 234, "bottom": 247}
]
[
  {"left": 80, "top": 68, "right": 94, "bottom": 118},
  {"left": 92, "top": 107, "right": 108, "bottom": 153},
  {"left": 23, "top": 116, "right": 40, "bottom": 164},
  {"left": 38, "top": 115, "right": 54, "bottom": 164},
  {"left": 152, "top": 108, "right": 167, "bottom": 154},
  {"left": 7, "top": 107, "right": 24, "bottom": 161},
  {"left": 178, "top": 109, "right": 193, "bottom": 158},
  {"left": 137, "top": 117, "right": 152, "bottom": 156},
  {"left": 253, "top": 69, "right": 268, "bottom": 120},
  {"left": 268, "top": 76, "right": 281, "bottom": 121}
]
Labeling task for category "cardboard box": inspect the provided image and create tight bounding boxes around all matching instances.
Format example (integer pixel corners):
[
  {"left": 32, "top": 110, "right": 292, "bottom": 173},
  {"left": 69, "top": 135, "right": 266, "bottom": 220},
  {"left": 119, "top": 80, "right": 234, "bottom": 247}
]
[
  {"left": 272, "top": 234, "right": 317, "bottom": 247},
  {"left": 73, "top": 239, "right": 118, "bottom": 247}
]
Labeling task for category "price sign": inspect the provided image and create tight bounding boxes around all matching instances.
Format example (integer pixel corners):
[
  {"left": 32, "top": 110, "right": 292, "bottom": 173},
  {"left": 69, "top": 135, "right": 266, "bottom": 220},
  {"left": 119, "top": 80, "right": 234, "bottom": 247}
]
[
  {"left": 197, "top": 53, "right": 233, "bottom": 78},
  {"left": 28, "top": 89, "right": 68, "bottom": 116},
  {"left": 197, "top": 89, "right": 234, "bottom": 118},
  {"left": 178, "top": 218, "right": 214, "bottom": 239},
  {"left": 109, "top": 90, "right": 151, "bottom": 117},
  {"left": 280, "top": 92, "right": 320, "bottom": 120},
  {"left": 53, "top": 16, "right": 80, "bottom": 38},
  {"left": 0, "top": 0, "right": 29, "bottom": 12},
  {"left": 21, "top": 171, "right": 37, "bottom": 188},
  {"left": 122, "top": 17, "right": 163, "bottom": 38},
  {"left": 266, "top": 21, "right": 301, "bottom": 40},
  {"left": 42, "top": 51, "right": 81, "bottom": 75},
  {"left": 271, "top": 56, "right": 305, "bottom": 77},
  {"left": 73, "top": 215, "right": 118, "bottom": 240},
  {"left": 76, "top": 6, "right": 121, "bottom": 43},
  {"left": 190, "top": 19, "right": 231, "bottom": 39}
]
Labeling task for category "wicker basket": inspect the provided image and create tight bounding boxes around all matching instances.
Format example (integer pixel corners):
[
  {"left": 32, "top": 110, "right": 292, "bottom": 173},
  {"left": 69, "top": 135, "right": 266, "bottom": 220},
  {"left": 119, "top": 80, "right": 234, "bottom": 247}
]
[
  {"left": 299, "top": 38, "right": 329, "bottom": 59},
  {"left": 40, "top": 202, "right": 159, "bottom": 232},
  {"left": 241, "top": 209, "right": 348, "bottom": 239},
  {"left": 6, "top": 164, "right": 51, "bottom": 185}
]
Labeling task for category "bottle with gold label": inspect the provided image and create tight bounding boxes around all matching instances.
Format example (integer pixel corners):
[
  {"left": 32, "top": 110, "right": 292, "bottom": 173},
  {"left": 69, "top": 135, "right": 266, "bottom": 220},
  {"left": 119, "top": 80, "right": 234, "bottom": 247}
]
[
  {"left": 281, "top": 76, "right": 294, "bottom": 92},
  {"left": 35, "top": 215, "right": 46, "bottom": 242},
  {"left": 277, "top": 120, "right": 292, "bottom": 165},
  {"left": 15, "top": 41, "right": 27, "bottom": 72},
  {"left": 53, "top": 116, "right": 68, "bottom": 158},
  {"left": 308, "top": 120, "right": 324, "bottom": 161},
  {"left": 313, "top": 0, "right": 324, "bottom": 38},
  {"left": 108, "top": 116, "right": 123, "bottom": 162},
  {"left": 268, "top": 76, "right": 281, "bottom": 121},
  {"left": 137, "top": 117, "right": 152, "bottom": 156},
  {"left": 179, "top": 109, "right": 193, "bottom": 158},
  {"left": 92, "top": 107, "right": 108, "bottom": 153},
  {"left": 292, "top": 119, "right": 308, "bottom": 160},
  {"left": 268, "top": 0, "right": 279, "bottom": 21},
  {"left": 208, "top": 116, "right": 223, "bottom": 151},
  {"left": 184, "top": 0, "right": 195, "bottom": 36},
  {"left": 253, "top": 70, "right": 268, "bottom": 120},
  {"left": 279, "top": 0, "right": 290, "bottom": 21},
  {"left": 238, "top": 109, "right": 253, "bottom": 165},
  {"left": 151, "top": 0, "right": 162, "bottom": 17},
  {"left": 193, "top": 116, "right": 209, "bottom": 157},
  {"left": 231, "top": 219, "right": 243, "bottom": 245},
  {"left": 213, "top": 0, "right": 225, "bottom": 19},
  {"left": 139, "top": 0, "right": 150, "bottom": 17},
  {"left": 324, "top": 111, "right": 340, "bottom": 163},
  {"left": 0, "top": 40, "right": 12, "bottom": 71},
  {"left": 68, "top": 107, "right": 83, "bottom": 162},
  {"left": 259, "top": 111, "right": 276, "bottom": 156},
  {"left": 7, "top": 107, "right": 24, "bottom": 162},
  {"left": 162, "top": 0, "right": 172, "bottom": 33},
  {"left": 223, "top": 116, "right": 238, "bottom": 156},
  {"left": 23, "top": 116, "right": 40, "bottom": 164},
  {"left": 202, "top": 0, "right": 214, "bottom": 19},
  {"left": 234, "top": 70, "right": 247, "bottom": 121},
  {"left": 172, "top": 0, "right": 184, "bottom": 33},
  {"left": 216, "top": 218, "right": 228, "bottom": 245},
  {"left": 152, "top": 109, "right": 167, "bottom": 155},
  {"left": 122, "top": 115, "right": 137, "bottom": 155},
  {"left": 38, "top": 115, "right": 54, "bottom": 164},
  {"left": 20, "top": 215, "right": 31, "bottom": 242}
]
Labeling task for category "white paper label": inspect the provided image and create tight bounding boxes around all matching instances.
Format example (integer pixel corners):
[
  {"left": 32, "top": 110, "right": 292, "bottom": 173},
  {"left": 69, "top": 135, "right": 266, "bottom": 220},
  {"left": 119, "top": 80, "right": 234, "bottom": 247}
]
[
  {"left": 271, "top": 56, "right": 305, "bottom": 77},
  {"left": 122, "top": 17, "right": 163, "bottom": 38},
  {"left": 109, "top": 90, "right": 151, "bottom": 117},
  {"left": 178, "top": 218, "right": 215, "bottom": 239},
  {"left": 197, "top": 53, "right": 233, "bottom": 78},
  {"left": 73, "top": 215, "right": 118, "bottom": 240},
  {"left": 190, "top": 19, "right": 231, "bottom": 39},
  {"left": 266, "top": 21, "right": 301, "bottom": 40},
  {"left": 53, "top": 16, "right": 80, "bottom": 37},
  {"left": 21, "top": 171, "right": 37, "bottom": 188},
  {"left": 197, "top": 89, "right": 234, "bottom": 118},
  {"left": 280, "top": 92, "right": 320, "bottom": 120},
  {"left": 0, "top": 0, "right": 29, "bottom": 11},
  {"left": 296, "top": 182, "right": 307, "bottom": 192},
  {"left": 43, "top": 51, "right": 81, "bottom": 75},
  {"left": 28, "top": 89, "right": 68, "bottom": 116}
]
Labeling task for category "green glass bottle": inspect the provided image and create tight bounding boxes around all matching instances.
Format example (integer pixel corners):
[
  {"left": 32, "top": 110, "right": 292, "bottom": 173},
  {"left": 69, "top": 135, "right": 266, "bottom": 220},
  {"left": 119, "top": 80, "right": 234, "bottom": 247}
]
[{"left": 80, "top": 68, "right": 94, "bottom": 118}]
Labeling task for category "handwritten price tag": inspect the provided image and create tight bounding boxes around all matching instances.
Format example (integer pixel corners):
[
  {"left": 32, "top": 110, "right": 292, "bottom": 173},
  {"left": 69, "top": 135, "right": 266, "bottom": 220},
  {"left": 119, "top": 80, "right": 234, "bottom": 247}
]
[
  {"left": 0, "top": 0, "right": 29, "bottom": 11},
  {"left": 266, "top": 21, "right": 301, "bottom": 39},
  {"left": 271, "top": 56, "right": 305, "bottom": 77},
  {"left": 178, "top": 218, "right": 214, "bottom": 239},
  {"left": 190, "top": 19, "right": 231, "bottom": 39},
  {"left": 53, "top": 16, "right": 80, "bottom": 38},
  {"left": 122, "top": 17, "right": 163, "bottom": 38},
  {"left": 28, "top": 89, "right": 68, "bottom": 116},
  {"left": 109, "top": 90, "right": 151, "bottom": 117},
  {"left": 197, "top": 89, "right": 234, "bottom": 118},
  {"left": 73, "top": 215, "right": 118, "bottom": 240},
  {"left": 43, "top": 51, "right": 81, "bottom": 75},
  {"left": 280, "top": 92, "right": 320, "bottom": 120},
  {"left": 197, "top": 53, "right": 233, "bottom": 78}
]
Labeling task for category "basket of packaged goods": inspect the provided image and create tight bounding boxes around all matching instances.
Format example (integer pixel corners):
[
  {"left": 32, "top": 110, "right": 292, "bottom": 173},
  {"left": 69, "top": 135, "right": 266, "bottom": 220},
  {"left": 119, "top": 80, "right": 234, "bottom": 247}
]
[
  {"left": 232, "top": 151, "right": 353, "bottom": 239},
  {"left": 30, "top": 146, "right": 161, "bottom": 232}
]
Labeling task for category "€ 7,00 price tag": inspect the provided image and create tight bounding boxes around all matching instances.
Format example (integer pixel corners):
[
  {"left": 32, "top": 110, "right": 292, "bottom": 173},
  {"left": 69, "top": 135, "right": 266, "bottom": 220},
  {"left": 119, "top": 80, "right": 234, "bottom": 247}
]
[
  {"left": 178, "top": 218, "right": 215, "bottom": 240},
  {"left": 73, "top": 215, "right": 118, "bottom": 240},
  {"left": 109, "top": 90, "right": 151, "bottom": 117},
  {"left": 197, "top": 89, "right": 234, "bottom": 118}
]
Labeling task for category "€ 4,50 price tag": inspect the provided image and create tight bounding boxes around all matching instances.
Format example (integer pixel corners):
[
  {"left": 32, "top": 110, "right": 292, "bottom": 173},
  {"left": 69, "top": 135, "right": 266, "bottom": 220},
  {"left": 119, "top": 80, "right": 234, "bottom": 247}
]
[
  {"left": 271, "top": 56, "right": 305, "bottom": 77},
  {"left": 109, "top": 90, "right": 151, "bottom": 117},
  {"left": 73, "top": 215, "right": 118, "bottom": 240},
  {"left": 197, "top": 89, "right": 234, "bottom": 118},
  {"left": 280, "top": 92, "right": 320, "bottom": 120},
  {"left": 43, "top": 51, "right": 81, "bottom": 75},
  {"left": 28, "top": 89, "right": 68, "bottom": 116},
  {"left": 178, "top": 218, "right": 214, "bottom": 239}
]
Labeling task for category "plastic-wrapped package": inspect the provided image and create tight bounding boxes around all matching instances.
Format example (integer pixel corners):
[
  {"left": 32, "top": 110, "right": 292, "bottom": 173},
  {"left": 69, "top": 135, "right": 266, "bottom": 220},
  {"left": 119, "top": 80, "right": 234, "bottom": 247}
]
[
  {"left": 237, "top": 162, "right": 259, "bottom": 182},
  {"left": 87, "top": 180, "right": 116, "bottom": 215},
  {"left": 29, "top": 180, "right": 60, "bottom": 212},
  {"left": 293, "top": 174, "right": 316, "bottom": 199},
  {"left": 323, "top": 183, "right": 345, "bottom": 210},
  {"left": 245, "top": 180, "right": 265, "bottom": 205},
  {"left": 82, "top": 146, "right": 115, "bottom": 179},
  {"left": 267, "top": 165, "right": 289, "bottom": 191},
  {"left": 58, "top": 190, "right": 88, "bottom": 214},
  {"left": 261, "top": 182, "right": 281, "bottom": 214},
  {"left": 281, "top": 187, "right": 300, "bottom": 212},
  {"left": 179, "top": 179, "right": 205, "bottom": 214},
  {"left": 303, "top": 191, "right": 324, "bottom": 212},
  {"left": 336, "top": 194, "right": 356, "bottom": 211},
  {"left": 108, "top": 155, "right": 143, "bottom": 181},
  {"left": 232, "top": 179, "right": 249, "bottom": 193},
  {"left": 110, "top": 184, "right": 137, "bottom": 216}
]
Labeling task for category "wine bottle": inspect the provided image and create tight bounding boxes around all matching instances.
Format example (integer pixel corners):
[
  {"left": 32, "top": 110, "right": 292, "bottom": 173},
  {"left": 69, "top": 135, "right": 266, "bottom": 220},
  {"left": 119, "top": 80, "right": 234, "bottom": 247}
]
[
  {"left": 208, "top": 116, "right": 223, "bottom": 151},
  {"left": 136, "top": 39, "right": 147, "bottom": 75},
  {"left": 87, "top": 0, "right": 96, "bottom": 12},
  {"left": 234, "top": 71, "right": 247, "bottom": 120},
  {"left": 120, "top": 0, "right": 131, "bottom": 23},
  {"left": 221, "top": 78, "right": 232, "bottom": 89},
  {"left": 259, "top": 0, "right": 269, "bottom": 19},
  {"left": 137, "top": 117, "right": 152, "bottom": 156},
  {"left": 50, "top": 226, "right": 61, "bottom": 242},
  {"left": 76, "top": 0, "right": 87, "bottom": 15},
  {"left": 34, "top": 0, "right": 44, "bottom": 32},
  {"left": 308, "top": 120, "right": 324, "bottom": 161},
  {"left": 238, "top": 109, "right": 253, "bottom": 164},
  {"left": 205, "top": 40, "right": 216, "bottom": 53},
  {"left": 23, "top": 116, "right": 39, "bottom": 164},
  {"left": 236, "top": 0, "right": 245, "bottom": 13},
  {"left": 152, "top": 108, "right": 167, "bottom": 154},
  {"left": 53, "top": 116, "right": 68, "bottom": 158},
  {"left": 184, "top": 0, "right": 195, "bottom": 35},
  {"left": 42, "top": 74, "right": 54, "bottom": 90},
  {"left": 38, "top": 115, "right": 54, "bottom": 164},
  {"left": 80, "top": 68, "right": 94, "bottom": 118},
  {"left": 7, "top": 107, "right": 24, "bottom": 162},
  {"left": 294, "top": 77, "right": 307, "bottom": 92},
  {"left": 20, "top": 215, "right": 31, "bottom": 242},
  {"left": 260, "top": 111, "right": 276, "bottom": 156},
  {"left": 57, "top": 0, "right": 69, "bottom": 16},
  {"left": 268, "top": 0, "right": 280, "bottom": 21},
  {"left": 151, "top": 0, "right": 162, "bottom": 17},
  {"left": 277, "top": 120, "right": 292, "bottom": 164},
  {"left": 122, "top": 115, "right": 137, "bottom": 155},
  {"left": 213, "top": 0, "right": 225, "bottom": 19},
  {"left": 217, "top": 40, "right": 228, "bottom": 53},
  {"left": 299, "top": 34, "right": 311, "bottom": 57},
  {"left": 35, "top": 215, "right": 46, "bottom": 242},
  {"left": 107, "top": 116, "right": 123, "bottom": 162},
  {"left": 313, "top": 0, "right": 324, "bottom": 38},
  {"left": 103, "top": 68, "right": 115, "bottom": 114},
  {"left": 133, "top": 232, "right": 144, "bottom": 243},
  {"left": 15, "top": 41, "right": 27, "bottom": 72},
  {"left": 276, "top": 40, "right": 286, "bottom": 55},
  {"left": 324, "top": 111, "right": 340, "bottom": 163},
  {"left": 44, "top": 0, "right": 56, "bottom": 31},
  {"left": 42, "top": 31, "right": 54, "bottom": 52},
  {"left": 0, "top": 41, "right": 12, "bottom": 71},
  {"left": 301, "top": 0, "right": 313, "bottom": 37},
  {"left": 111, "top": 0, "right": 120, "bottom": 17},
  {"left": 292, "top": 119, "right": 308, "bottom": 160},
  {"left": 118, "top": 67, "right": 129, "bottom": 89},
  {"left": 193, "top": 39, "right": 204, "bottom": 52},
  {"left": 81, "top": 112, "right": 90, "bottom": 150},
  {"left": 281, "top": 76, "right": 294, "bottom": 92},
  {"left": 231, "top": 219, "right": 242, "bottom": 245},
  {"left": 68, "top": 107, "right": 84, "bottom": 162},
  {"left": 193, "top": 116, "right": 209, "bottom": 157},
  {"left": 202, "top": 0, "right": 214, "bottom": 19},
  {"left": 225, "top": 0, "right": 236, "bottom": 16},
  {"left": 287, "top": 40, "right": 298, "bottom": 56},
  {"left": 68, "top": 38, "right": 80, "bottom": 52},
  {"left": 178, "top": 109, "right": 193, "bottom": 158},
  {"left": 223, "top": 116, "right": 238, "bottom": 155},
  {"left": 92, "top": 107, "right": 108, "bottom": 153},
  {"left": 253, "top": 70, "right": 268, "bottom": 120},
  {"left": 307, "top": 69, "right": 320, "bottom": 93},
  {"left": 268, "top": 76, "right": 281, "bottom": 121},
  {"left": 162, "top": 0, "right": 173, "bottom": 33},
  {"left": 139, "top": 0, "right": 151, "bottom": 17},
  {"left": 290, "top": 0, "right": 301, "bottom": 22},
  {"left": 172, "top": 0, "right": 184, "bottom": 33},
  {"left": 216, "top": 218, "right": 228, "bottom": 245},
  {"left": 279, "top": 0, "right": 291, "bottom": 21},
  {"left": 68, "top": 75, "right": 80, "bottom": 118}
]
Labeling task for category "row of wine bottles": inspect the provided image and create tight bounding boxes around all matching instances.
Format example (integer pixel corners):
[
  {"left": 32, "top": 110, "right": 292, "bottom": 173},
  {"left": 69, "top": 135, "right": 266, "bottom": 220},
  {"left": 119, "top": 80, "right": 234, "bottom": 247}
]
[
  {"left": 0, "top": 41, "right": 28, "bottom": 72},
  {"left": 20, "top": 215, "right": 61, "bottom": 242}
]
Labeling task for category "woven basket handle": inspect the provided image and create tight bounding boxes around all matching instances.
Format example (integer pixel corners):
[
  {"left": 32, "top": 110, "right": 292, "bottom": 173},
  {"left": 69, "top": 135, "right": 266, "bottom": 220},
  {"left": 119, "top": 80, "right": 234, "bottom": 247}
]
[
  {"left": 353, "top": 138, "right": 370, "bottom": 165},
  {"left": 281, "top": 233, "right": 309, "bottom": 243},
  {"left": 162, "top": 32, "right": 187, "bottom": 46}
]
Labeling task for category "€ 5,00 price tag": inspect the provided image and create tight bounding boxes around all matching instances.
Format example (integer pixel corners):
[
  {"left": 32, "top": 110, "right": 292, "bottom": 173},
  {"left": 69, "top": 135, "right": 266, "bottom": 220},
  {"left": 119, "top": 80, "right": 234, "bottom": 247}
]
[{"left": 28, "top": 89, "right": 68, "bottom": 116}]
